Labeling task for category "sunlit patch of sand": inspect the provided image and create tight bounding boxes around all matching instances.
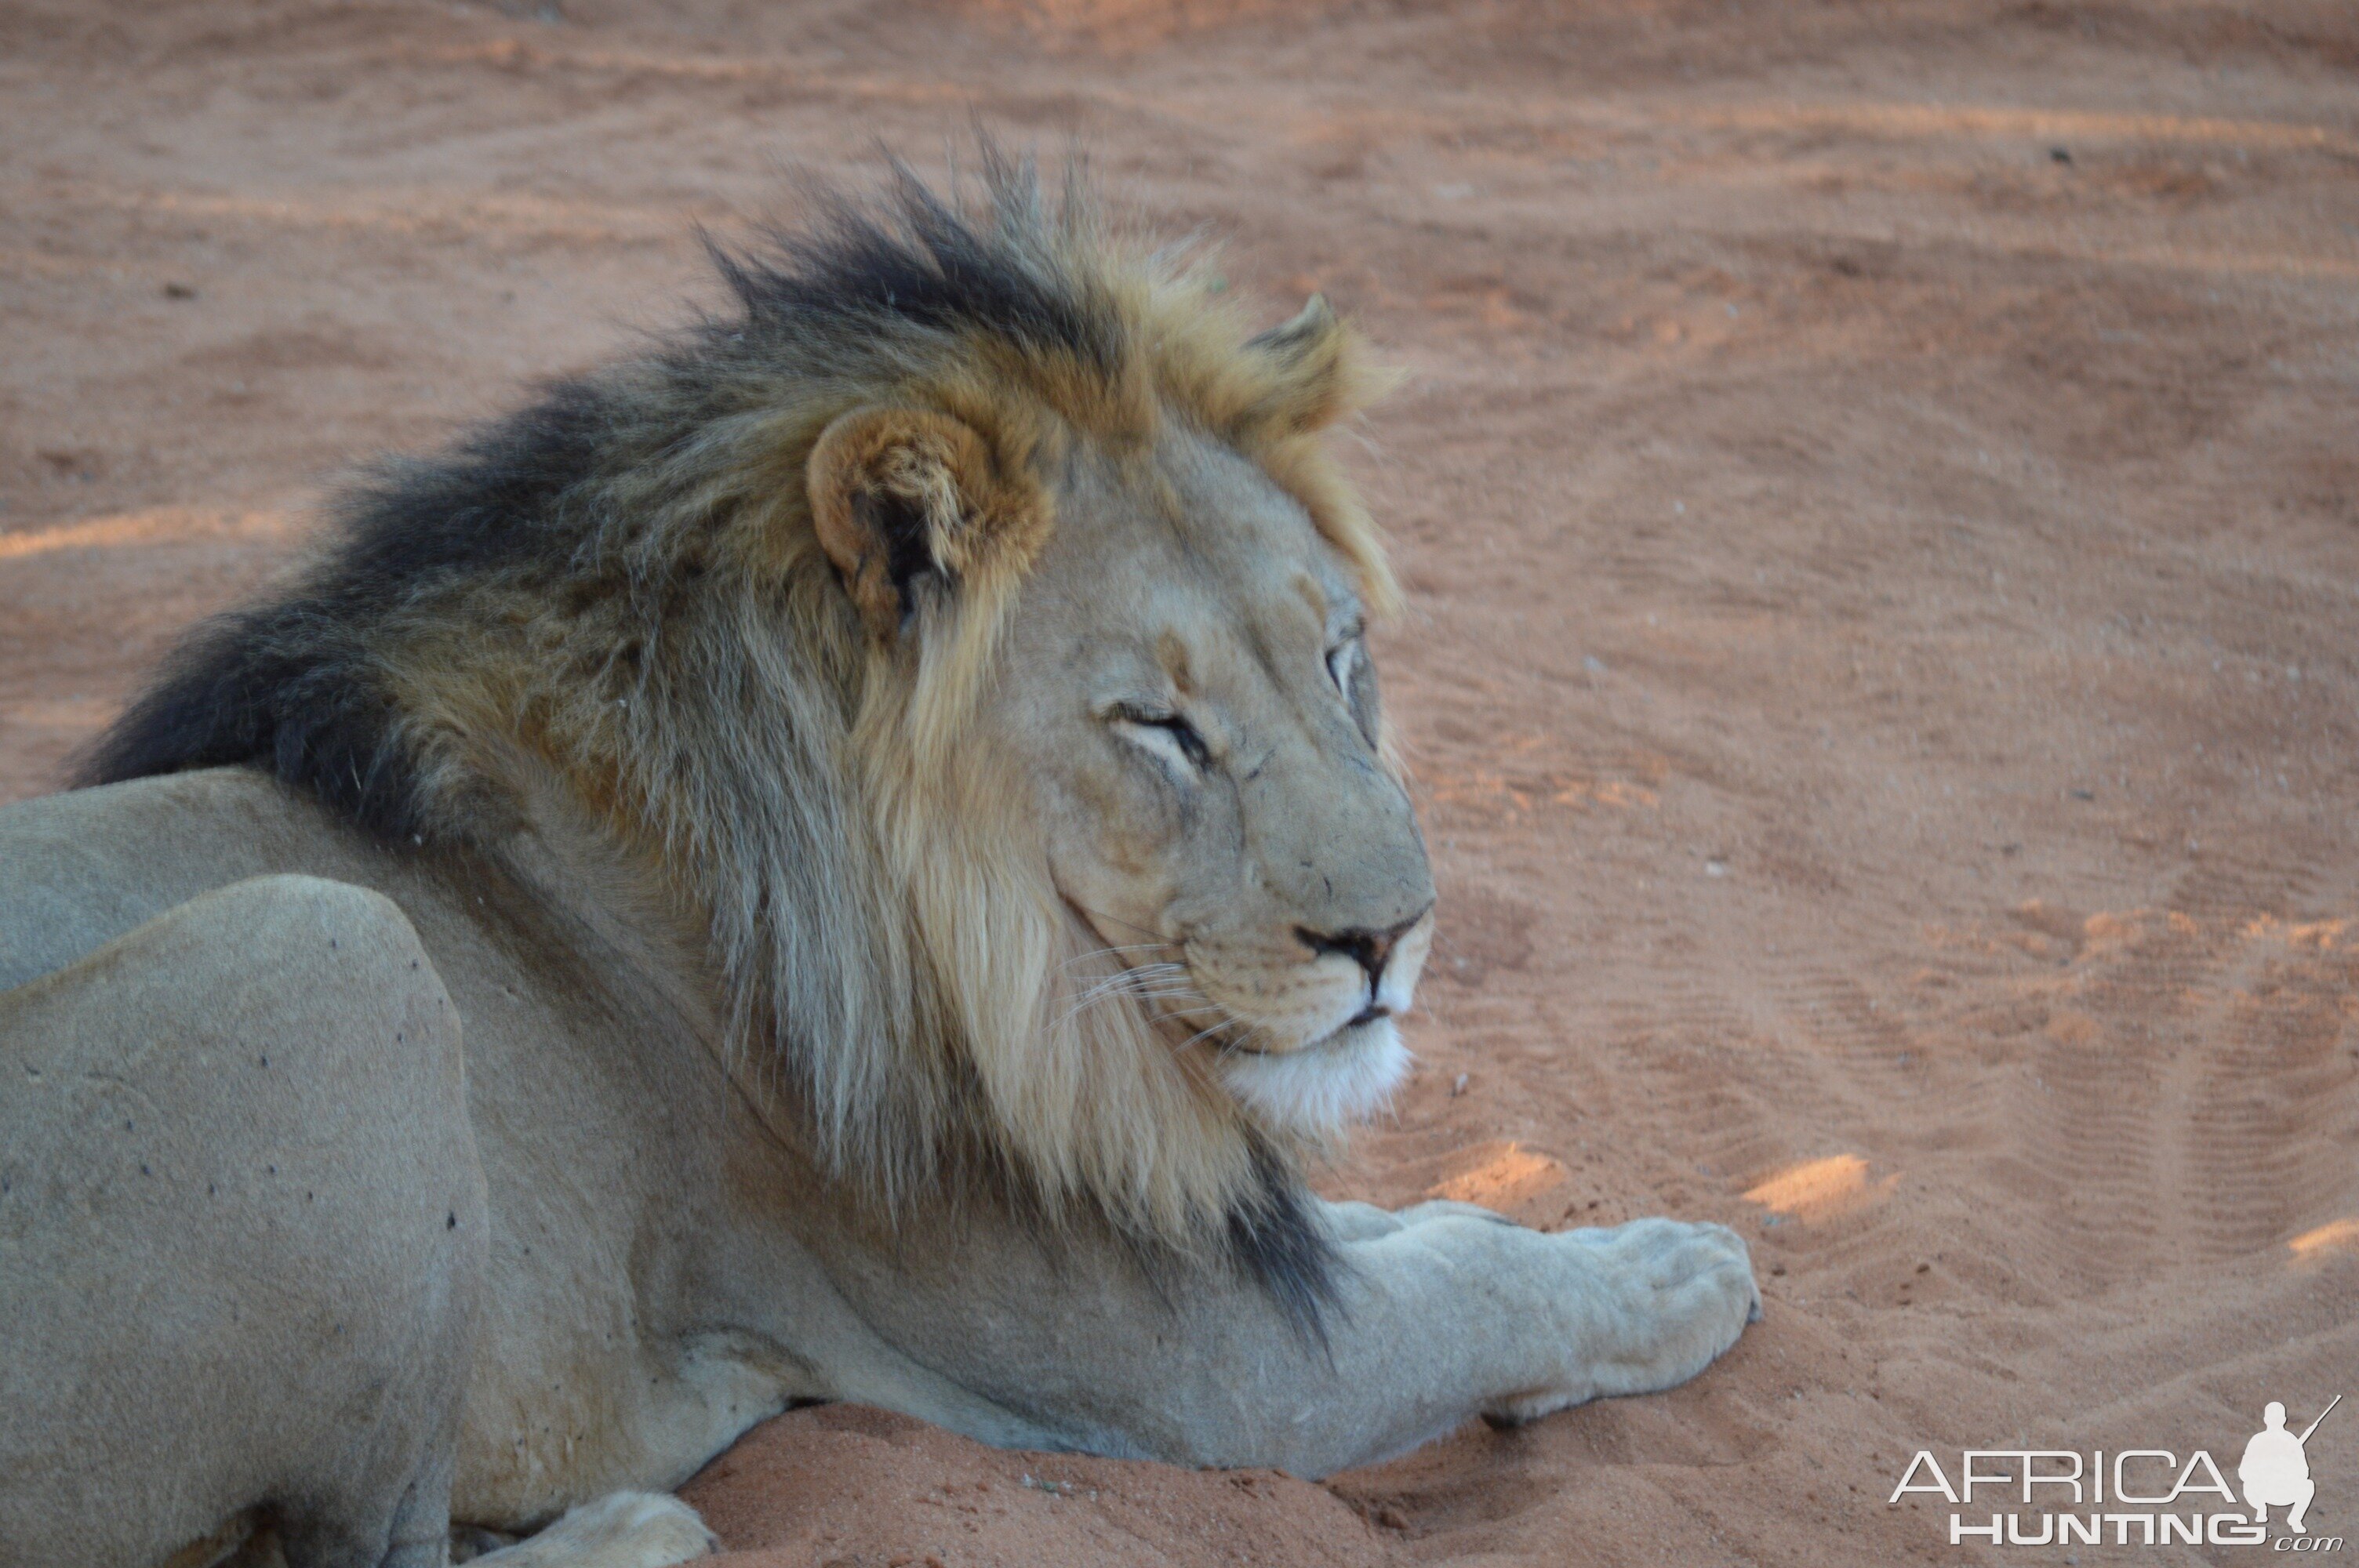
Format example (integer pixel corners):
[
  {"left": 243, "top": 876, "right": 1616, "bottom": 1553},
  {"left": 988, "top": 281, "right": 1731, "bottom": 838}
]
[
  {"left": 2241, "top": 915, "right": 2350, "bottom": 952},
  {"left": 1428, "top": 1141, "right": 1572, "bottom": 1215},
  {"left": 1554, "top": 778, "right": 1660, "bottom": 810},
  {"left": 1743, "top": 1153, "right": 1896, "bottom": 1222},
  {"left": 0, "top": 507, "right": 292, "bottom": 561},
  {"left": 2288, "top": 1219, "right": 2359, "bottom": 1262}
]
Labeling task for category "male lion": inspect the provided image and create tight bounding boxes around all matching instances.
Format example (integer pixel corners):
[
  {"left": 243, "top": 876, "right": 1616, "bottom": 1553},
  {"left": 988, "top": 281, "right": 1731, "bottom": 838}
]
[{"left": 0, "top": 158, "right": 1757, "bottom": 1568}]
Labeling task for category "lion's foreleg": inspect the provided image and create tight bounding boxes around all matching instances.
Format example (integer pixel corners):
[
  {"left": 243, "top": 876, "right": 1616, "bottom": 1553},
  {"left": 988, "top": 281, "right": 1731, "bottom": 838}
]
[
  {"left": 1246, "top": 1207, "right": 1761, "bottom": 1468},
  {"left": 816, "top": 1197, "right": 1757, "bottom": 1478}
]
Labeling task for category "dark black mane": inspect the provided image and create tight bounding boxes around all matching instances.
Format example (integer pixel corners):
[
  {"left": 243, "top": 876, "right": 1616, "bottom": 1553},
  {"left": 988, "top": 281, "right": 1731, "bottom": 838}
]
[
  {"left": 75, "top": 377, "right": 616, "bottom": 840},
  {"left": 711, "top": 156, "right": 1124, "bottom": 380},
  {"left": 75, "top": 155, "right": 1120, "bottom": 842}
]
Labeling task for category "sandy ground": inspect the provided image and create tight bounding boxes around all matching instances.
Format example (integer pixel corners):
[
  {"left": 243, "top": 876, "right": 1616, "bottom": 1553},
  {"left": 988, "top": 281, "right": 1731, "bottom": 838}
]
[{"left": 5, "top": 2, "right": 2358, "bottom": 1563}]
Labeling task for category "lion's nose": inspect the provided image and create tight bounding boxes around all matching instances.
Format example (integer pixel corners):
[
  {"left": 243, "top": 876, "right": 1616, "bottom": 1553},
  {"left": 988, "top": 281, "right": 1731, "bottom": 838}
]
[{"left": 1296, "top": 908, "right": 1429, "bottom": 994}]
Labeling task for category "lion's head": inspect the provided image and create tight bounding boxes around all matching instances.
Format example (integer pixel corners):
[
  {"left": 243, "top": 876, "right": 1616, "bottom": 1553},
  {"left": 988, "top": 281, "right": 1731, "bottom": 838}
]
[
  {"left": 84, "top": 153, "right": 1430, "bottom": 1310},
  {"left": 966, "top": 411, "right": 1434, "bottom": 1137}
]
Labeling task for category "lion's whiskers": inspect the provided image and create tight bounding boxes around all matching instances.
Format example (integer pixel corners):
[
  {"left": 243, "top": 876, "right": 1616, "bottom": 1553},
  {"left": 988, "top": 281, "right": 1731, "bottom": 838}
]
[
  {"left": 1053, "top": 960, "right": 1196, "bottom": 1032},
  {"left": 1049, "top": 953, "right": 1256, "bottom": 1062},
  {"left": 1179, "top": 1012, "right": 1260, "bottom": 1056}
]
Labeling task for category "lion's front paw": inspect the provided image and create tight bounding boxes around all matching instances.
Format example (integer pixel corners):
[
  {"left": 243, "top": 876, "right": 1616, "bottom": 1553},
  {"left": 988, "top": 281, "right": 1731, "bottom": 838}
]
[
  {"left": 1488, "top": 1218, "right": 1758, "bottom": 1421},
  {"left": 1584, "top": 1216, "right": 1760, "bottom": 1320},
  {"left": 472, "top": 1492, "right": 718, "bottom": 1567}
]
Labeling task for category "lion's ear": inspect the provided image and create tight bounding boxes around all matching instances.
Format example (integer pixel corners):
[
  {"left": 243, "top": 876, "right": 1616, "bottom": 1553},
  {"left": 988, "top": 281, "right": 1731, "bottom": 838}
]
[
  {"left": 1239, "top": 294, "right": 1381, "bottom": 438},
  {"left": 807, "top": 406, "right": 1044, "bottom": 640}
]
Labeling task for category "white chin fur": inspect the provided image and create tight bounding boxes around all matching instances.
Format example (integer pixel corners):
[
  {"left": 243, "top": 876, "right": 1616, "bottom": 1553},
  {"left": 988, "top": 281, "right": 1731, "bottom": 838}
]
[{"left": 1217, "top": 1017, "right": 1410, "bottom": 1138}]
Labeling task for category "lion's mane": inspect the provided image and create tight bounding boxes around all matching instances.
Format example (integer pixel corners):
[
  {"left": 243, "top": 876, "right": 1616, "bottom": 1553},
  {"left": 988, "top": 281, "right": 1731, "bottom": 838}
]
[{"left": 81, "top": 152, "right": 1394, "bottom": 1321}]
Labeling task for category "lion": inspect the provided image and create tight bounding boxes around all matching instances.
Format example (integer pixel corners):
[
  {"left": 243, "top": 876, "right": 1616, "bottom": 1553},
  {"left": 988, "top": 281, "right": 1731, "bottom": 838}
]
[{"left": 0, "top": 155, "right": 1757, "bottom": 1568}]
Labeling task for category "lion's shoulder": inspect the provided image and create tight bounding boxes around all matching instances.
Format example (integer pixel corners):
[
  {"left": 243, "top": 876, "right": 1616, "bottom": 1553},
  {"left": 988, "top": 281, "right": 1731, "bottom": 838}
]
[{"left": 0, "top": 769, "right": 387, "bottom": 990}]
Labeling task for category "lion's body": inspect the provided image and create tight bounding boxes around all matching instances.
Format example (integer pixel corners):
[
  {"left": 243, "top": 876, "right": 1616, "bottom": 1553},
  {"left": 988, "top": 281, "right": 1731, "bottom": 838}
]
[
  {"left": 0, "top": 768, "right": 1100, "bottom": 1549},
  {"left": 0, "top": 161, "right": 1756, "bottom": 1568}
]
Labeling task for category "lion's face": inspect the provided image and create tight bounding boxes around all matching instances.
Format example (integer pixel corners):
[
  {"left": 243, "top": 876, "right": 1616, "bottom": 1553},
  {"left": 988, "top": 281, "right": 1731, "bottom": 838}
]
[
  {"left": 990, "top": 430, "right": 1435, "bottom": 1136},
  {"left": 803, "top": 274, "right": 1426, "bottom": 1174}
]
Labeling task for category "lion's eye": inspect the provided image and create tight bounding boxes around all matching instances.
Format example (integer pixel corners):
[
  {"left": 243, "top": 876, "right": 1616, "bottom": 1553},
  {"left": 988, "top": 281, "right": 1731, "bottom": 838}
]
[
  {"left": 1110, "top": 706, "right": 1211, "bottom": 772},
  {"left": 1325, "top": 641, "right": 1358, "bottom": 699}
]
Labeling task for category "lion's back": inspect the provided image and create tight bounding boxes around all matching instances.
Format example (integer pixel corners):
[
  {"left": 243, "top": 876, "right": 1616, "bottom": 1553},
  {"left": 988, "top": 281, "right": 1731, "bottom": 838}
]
[{"left": 0, "top": 769, "right": 370, "bottom": 991}]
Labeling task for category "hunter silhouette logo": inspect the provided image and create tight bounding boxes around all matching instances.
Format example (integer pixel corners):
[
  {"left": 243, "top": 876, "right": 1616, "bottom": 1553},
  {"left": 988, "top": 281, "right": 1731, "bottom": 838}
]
[
  {"left": 1889, "top": 1394, "right": 2343, "bottom": 1549},
  {"left": 2243, "top": 1397, "right": 2339, "bottom": 1535}
]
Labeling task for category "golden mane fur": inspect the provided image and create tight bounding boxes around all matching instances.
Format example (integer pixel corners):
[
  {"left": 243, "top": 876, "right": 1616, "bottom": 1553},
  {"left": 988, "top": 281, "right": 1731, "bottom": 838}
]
[{"left": 85, "top": 152, "right": 1395, "bottom": 1280}]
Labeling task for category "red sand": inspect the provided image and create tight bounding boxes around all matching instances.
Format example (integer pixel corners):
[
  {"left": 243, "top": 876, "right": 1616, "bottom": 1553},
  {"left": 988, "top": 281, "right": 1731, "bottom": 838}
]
[{"left": 5, "top": 2, "right": 2356, "bottom": 1563}]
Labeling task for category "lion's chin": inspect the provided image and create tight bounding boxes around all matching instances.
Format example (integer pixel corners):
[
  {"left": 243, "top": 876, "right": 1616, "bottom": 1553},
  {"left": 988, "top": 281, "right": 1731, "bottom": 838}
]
[{"left": 1216, "top": 1016, "right": 1410, "bottom": 1139}]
